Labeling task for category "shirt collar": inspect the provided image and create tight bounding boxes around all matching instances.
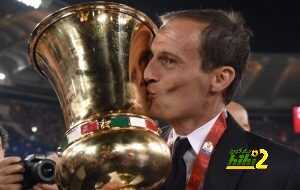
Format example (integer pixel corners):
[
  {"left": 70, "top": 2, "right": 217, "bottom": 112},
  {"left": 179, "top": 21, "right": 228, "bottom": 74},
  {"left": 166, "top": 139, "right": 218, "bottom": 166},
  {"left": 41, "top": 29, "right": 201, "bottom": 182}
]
[{"left": 168, "top": 110, "right": 225, "bottom": 154}]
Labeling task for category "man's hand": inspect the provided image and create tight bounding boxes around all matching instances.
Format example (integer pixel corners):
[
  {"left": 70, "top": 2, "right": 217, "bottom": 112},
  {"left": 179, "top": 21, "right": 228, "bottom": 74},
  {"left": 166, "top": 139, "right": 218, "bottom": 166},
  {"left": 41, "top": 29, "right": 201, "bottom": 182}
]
[
  {"left": 33, "top": 183, "right": 59, "bottom": 190},
  {"left": 0, "top": 156, "right": 23, "bottom": 190}
]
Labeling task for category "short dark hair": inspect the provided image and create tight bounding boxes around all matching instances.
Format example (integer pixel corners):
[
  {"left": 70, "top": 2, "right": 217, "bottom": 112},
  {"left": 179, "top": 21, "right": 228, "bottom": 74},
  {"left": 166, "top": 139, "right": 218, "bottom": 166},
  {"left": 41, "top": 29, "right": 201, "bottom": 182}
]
[
  {"left": 0, "top": 126, "right": 8, "bottom": 150},
  {"left": 160, "top": 9, "right": 252, "bottom": 103}
]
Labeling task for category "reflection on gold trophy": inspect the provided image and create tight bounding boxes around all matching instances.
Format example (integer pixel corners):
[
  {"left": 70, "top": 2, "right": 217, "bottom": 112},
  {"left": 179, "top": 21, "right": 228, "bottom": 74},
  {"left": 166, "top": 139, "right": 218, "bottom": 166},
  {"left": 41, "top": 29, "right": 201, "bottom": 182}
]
[{"left": 28, "top": 2, "right": 171, "bottom": 189}]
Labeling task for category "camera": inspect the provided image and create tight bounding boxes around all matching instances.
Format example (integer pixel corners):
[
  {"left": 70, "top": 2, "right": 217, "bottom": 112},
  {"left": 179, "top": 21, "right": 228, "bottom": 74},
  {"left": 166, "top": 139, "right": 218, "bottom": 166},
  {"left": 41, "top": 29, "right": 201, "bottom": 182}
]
[{"left": 22, "top": 154, "right": 56, "bottom": 189}]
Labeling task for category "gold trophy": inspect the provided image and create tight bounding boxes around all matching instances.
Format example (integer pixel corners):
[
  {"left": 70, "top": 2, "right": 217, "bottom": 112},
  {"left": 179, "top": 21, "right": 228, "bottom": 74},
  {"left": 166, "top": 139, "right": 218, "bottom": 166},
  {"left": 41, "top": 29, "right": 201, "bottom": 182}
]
[{"left": 28, "top": 2, "right": 171, "bottom": 190}]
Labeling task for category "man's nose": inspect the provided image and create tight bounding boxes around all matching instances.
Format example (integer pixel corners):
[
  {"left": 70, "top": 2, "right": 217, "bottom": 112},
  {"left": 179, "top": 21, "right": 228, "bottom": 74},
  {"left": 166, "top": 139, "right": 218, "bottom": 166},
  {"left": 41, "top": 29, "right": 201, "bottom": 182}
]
[{"left": 144, "top": 59, "right": 158, "bottom": 84}]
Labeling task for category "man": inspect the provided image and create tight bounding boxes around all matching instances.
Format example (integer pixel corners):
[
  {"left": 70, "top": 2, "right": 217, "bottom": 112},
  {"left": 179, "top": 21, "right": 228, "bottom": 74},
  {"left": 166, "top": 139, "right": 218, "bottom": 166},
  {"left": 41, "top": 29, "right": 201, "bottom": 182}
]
[
  {"left": 227, "top": 101, "right": 250, "bottom": 131},
  {"left": 0, "top": 126, "right": 58, "bottom": 190},
  {"left": 144, "top": 9, "right": 300, "bottom": 190}
]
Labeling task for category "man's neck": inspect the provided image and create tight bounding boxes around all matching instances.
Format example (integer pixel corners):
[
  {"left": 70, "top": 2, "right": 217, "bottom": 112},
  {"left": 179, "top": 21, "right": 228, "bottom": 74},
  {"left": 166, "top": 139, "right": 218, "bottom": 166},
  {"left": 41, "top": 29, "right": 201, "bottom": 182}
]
[{"left": 170, "top": 102, "right": 225, "bottom": 136}]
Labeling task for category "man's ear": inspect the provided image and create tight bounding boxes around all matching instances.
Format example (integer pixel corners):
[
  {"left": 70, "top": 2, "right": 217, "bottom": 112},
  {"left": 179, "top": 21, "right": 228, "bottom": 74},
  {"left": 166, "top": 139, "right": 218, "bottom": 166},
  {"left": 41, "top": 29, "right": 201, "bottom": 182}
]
[{"left": 210, "top": 66, "right": 235, "bottom": 93}]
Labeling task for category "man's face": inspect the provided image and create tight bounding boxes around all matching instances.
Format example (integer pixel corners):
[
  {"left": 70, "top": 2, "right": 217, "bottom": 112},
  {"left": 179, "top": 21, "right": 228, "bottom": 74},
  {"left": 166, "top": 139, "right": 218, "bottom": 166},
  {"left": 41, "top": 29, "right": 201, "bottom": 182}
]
[{"left": 144, "top": 19, "right": 213, "bottom": 122}]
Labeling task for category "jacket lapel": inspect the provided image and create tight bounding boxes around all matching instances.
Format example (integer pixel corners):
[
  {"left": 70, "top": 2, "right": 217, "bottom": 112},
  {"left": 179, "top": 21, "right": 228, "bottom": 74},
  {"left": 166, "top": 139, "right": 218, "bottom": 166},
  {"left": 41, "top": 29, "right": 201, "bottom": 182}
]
[{"left": 203, "top": 114, "right": 250, "bottom": 190}]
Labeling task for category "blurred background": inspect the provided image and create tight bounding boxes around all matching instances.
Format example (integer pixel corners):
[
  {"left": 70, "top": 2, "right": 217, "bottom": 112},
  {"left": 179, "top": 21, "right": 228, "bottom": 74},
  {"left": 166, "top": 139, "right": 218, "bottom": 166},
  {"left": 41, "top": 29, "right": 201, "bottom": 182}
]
[{"left": 0, "top": 0, "right": 299, "bottom": 157}]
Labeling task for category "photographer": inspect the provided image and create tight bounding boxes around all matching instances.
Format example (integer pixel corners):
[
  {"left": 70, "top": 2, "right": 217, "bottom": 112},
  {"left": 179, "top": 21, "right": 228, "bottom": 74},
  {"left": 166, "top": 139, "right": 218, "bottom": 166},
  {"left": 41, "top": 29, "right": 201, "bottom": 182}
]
[{"left": 0, "top": 126, "right": 58, "bottom": 190}]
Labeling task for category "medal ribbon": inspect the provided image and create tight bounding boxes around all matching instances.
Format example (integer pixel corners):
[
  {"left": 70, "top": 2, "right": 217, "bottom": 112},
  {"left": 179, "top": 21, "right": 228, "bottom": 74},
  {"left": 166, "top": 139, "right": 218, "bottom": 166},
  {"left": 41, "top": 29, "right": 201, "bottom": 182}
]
[{"left": 187, "top": 112, "right": 227, "bottom": 190}]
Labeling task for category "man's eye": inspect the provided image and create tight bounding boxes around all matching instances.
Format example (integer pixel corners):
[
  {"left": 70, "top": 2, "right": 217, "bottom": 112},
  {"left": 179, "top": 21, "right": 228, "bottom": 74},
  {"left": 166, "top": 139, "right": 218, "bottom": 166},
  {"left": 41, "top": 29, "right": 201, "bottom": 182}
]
[{"left": 159, "top": 57, "right": 176, "bottom": 67}]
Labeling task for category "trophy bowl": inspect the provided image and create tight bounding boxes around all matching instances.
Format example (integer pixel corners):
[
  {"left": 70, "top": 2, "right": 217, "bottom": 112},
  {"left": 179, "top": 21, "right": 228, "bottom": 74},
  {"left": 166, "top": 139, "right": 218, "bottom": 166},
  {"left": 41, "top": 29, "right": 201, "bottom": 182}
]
[{"left": 28, "top": 2, "right": 171, "bottom": 189}]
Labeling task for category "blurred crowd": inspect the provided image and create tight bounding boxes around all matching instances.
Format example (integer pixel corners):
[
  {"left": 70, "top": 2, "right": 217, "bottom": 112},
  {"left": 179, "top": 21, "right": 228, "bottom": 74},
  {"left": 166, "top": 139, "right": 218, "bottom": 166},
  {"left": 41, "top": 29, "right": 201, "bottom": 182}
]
[
  {"left": 0, "top": 99, "right": 64, "bottom": 157},
  {"left": 250, "top": 114, "right": 300, "bottom": 153}
]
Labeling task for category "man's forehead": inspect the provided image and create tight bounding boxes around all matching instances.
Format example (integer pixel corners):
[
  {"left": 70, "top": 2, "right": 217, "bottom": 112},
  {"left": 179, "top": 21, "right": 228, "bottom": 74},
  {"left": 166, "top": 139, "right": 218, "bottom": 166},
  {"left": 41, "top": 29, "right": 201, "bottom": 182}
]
[
  {"left": 151, "top": 19, "right": 206, "bottom": 52},
  {"left": 156, "top": 19, "right": 207, "bottom": 42},
  {"left": 160, "top": 18, "right": 207, "bottom": 34}
]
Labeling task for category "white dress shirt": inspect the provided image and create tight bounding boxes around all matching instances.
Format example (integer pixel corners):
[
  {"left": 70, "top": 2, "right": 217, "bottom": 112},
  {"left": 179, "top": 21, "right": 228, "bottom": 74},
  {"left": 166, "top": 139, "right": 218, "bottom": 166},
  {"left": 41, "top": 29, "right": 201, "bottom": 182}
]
[{"left": 167, "top": 111, "right": 225, "bottom": 182}]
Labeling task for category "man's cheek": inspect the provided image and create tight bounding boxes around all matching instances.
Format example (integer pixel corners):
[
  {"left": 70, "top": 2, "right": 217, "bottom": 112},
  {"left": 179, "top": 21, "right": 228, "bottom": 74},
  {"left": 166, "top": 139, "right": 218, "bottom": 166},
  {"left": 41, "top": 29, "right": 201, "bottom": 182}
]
[{"left": 165, "top": 79, "right": 187, "bottom": 95}]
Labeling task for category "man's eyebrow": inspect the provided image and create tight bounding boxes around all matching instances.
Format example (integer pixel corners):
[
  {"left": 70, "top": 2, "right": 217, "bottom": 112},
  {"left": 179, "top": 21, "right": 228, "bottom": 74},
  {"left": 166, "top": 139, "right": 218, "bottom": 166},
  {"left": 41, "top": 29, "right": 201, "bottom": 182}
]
[
  {"left": 156, "top": 51, "right": 180, "bottom": 59},
  {"left": 158, "top": 51, "right": 185, "bottom": 64}
]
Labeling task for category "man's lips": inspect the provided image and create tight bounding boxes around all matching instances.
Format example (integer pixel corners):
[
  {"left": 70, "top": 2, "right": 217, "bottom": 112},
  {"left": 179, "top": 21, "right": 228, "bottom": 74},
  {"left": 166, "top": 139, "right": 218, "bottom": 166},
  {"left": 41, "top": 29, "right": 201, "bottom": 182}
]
[
  {"left": 146, "top": 91, "right": 157, "bottom": 99},
  {"left": 146, "top": 88, "right": 157, "bottom": 99}
]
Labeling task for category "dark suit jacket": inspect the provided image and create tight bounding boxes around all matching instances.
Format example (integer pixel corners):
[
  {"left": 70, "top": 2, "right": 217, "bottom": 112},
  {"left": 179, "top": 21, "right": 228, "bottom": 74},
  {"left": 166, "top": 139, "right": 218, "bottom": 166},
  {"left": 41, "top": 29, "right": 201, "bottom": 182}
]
[{"left": 160, "top": 114, "right": 300, "bottom": 190}]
